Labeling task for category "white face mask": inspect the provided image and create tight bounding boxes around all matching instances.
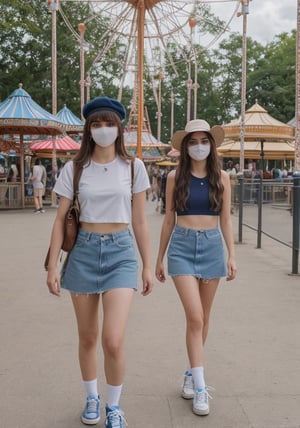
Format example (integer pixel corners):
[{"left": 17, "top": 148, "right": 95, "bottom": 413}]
[
  {"left": 188, "top": 144, "right": 211, "bottom": 161},
  {"left": 91, "top": 126, "right": 118, "bottom": 147}
]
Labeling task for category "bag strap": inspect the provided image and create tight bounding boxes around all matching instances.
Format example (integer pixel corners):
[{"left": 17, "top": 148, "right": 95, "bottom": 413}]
[
  {"left": 130, "top": 158, "right": 134, "bottom": 202},
  {"left": 72, "top": 162, "right": 83, "bottom": 206}
]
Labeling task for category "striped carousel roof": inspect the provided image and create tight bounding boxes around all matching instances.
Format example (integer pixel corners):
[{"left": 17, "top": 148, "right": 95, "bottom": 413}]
[
  {"left": 0, "top": 84, "right": 63, "bottom": 135},
  {"left": 30, "top": 135, "right": 80, "bottom": 152},
  {"left": 222, "top": 101, "right": 295, "bottom": 141},
  {"left": 56, "top": 105, "right": 83, "bottom": 132}
]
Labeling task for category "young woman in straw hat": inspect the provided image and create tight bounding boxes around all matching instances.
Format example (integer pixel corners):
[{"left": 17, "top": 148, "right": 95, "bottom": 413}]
[
  {"left": 155, "top": 119, "right": 237, "bottom": 416},
  {"left": 46, "top": 96, "right": 153, "bottom": 427}
]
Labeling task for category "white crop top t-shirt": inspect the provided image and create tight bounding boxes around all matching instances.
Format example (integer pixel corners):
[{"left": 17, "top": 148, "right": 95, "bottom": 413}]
[{"left": 54, "top": 156, "right": 150, "bottom": 223}]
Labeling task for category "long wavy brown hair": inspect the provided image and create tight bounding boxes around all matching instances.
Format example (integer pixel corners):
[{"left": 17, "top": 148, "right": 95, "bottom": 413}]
[
  {"left": 73, "top": 110, "right": 133, "bottom": 172},
  {"left": 173, "top": 132, "right": 224, "bottom": 212}
]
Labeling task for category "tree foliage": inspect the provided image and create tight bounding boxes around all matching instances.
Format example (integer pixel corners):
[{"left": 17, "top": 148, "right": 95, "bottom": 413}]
[{"left": 0, "top": 1, "right": 297, "bottom": 141}]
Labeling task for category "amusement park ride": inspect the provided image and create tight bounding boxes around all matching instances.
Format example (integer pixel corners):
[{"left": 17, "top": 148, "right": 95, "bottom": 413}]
[{"left": 47, "top": 0, "right": 242, "bottom": 158}]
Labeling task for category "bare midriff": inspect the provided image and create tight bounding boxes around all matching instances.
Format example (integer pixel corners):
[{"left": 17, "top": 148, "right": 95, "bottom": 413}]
[
  {"left": 80, "top": 222, "right": 129, "bottom": 233},
  {"left": 177, "top": 214, "right": 219, "bottom": 230}
]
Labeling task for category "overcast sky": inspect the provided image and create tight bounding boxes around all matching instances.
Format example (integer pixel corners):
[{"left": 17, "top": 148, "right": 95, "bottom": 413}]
[{"left": 210, "top": 0, "right": 297, "bottom": 45}]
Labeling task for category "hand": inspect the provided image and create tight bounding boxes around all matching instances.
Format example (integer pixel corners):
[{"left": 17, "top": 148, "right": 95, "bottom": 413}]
[
  {"left": 226, "top": 257, "right": 237, "bottom": 281},
  {"left": 47, "top": 269, "right": 61, "bottom": 297},
  {"left": 141, "top": 268, "right": 153, "bottom": 296},
  {"left": 155, "top": 261, "right": 166, "bottom": 283}
]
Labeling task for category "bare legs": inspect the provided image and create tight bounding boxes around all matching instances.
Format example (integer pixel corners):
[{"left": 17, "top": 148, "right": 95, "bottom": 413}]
[
  {"left": 71, "top": 294, "right": 100, "bottom": 381},
  {"left": 71, "top": 289, "right": 134, "bottom": 384},
  {"left": 173, "top": 276, "right": 219, "bottom": 367},
  {"left": 34, "top": 193, "right": 44, "bottom": 211},
  {"left": 101, "top": 289, "right": 134, "bottom": 385}
]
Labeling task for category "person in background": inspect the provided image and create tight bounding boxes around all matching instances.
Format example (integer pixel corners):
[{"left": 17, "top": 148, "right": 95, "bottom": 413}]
[
  {"left": 234, "top": 163, "right": 240, "bottom": 173},
  {"left": 155, "top": 119, "right": 236, "bottom": 417},
  {"left": 51, "top": 160, "right": 63, "bottom": 207},
  {"left": 160, "top": 168, "right": 169, "bottom": 214},
  {"left": 226, "top": 160, "right": 236, "bottom": 177},
  {"left": 8, "top": 162, "right": 19, "bottom": 182},
  {"left": 46, "top": 96, "right": 153, "bottom": 428},
  {"left": 30, "top": 158, "right": 46, "bottom": 213}
]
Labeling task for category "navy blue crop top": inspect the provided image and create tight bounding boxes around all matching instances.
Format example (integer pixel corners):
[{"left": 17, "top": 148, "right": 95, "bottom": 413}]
[{"left": 176, "top": 175, "right": 220, "bottom": 216}]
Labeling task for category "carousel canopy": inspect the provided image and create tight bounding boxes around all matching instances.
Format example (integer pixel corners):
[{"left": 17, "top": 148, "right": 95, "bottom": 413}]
[
  {"left": 218, "top": 101, "right": 296, "bottom": 161},
  {"left": 30, "top": 135, "right": 80, "bottom": 152},
  {"left": 0, "top": 84, "right": 63, "bottom": 136},
  {"left": 217, "top": 140, "right": 295, "bottom": 161},
  {"left": 124, "top": 130, "right": 169, "bottom": 147},
  {"left": 223, "top": 101, "right": 295, "bottom": 141},
  {"left": 56, "top": 105, "right": 84, "bottom": 132},
  {"left": 167, "top": 147, "right": 180, "bottom": 157},
  {"left": 124, "top": 129, "right": 169, "bottom": 160}
]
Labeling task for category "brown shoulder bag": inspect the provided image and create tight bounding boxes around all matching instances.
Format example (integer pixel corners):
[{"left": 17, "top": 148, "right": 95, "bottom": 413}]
[{"left": 44, "top": 163, "right": 82, "bottom": 271}]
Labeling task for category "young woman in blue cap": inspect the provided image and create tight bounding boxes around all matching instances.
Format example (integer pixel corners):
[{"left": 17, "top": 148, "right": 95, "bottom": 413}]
[
  {"left": 46, "top": 96, "right": 153, "bottom": 427},
  {"left": 155, "top": 119, "right": 237, "bottom": 416}
]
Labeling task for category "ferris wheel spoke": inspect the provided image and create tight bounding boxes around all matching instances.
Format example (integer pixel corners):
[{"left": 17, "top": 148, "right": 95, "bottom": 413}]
[{"left": 60, "top": 0, "right": 240, "bottom": 96}]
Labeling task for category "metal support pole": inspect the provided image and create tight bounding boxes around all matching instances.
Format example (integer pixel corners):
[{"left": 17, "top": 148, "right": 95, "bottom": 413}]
[
  {"left": 86, "top": 72, "right": 91, "bottom": 103},
  {"left": 193, "top": 61, "right": 199, "bottom": 120},
  {"left": 170, "top": 91, "right": 174, "bottom": 139},
  {"left": 136, "top": 0, "right": 145, "bottom": 160},
  {"left": 291, "top": 172, "right": 300, "bottom": 275},
  {"left": 78, "top": 23, "right": 86, "bottom": 120},
  {"left": 237, "top": 172, "right": 244, "bottom": 243},
  {"left": 256, "top": 174, "right": 263, "bottom": 249},
  {"left": 157, "top": 72, "right": 163, "bottom": 142},
  {"left": 239, "top": 0, "right": 249, "bottom": 172},
  {"left": 49, "top": 0, "right": 58, "bottom": 175},
  {"left": 295, "top": 0, "right": 300, "bottom": 171},
  {"left": 50, "top": 0, "right": 58, "bottom": 115},
  {"left": 186, "top": 61, "right": 192, "bottom": 123}
]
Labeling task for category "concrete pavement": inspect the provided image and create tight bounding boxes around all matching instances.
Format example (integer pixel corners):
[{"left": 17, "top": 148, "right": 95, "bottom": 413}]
[{"left": 0, "top": 202, "right": 300, "bottom": 428}]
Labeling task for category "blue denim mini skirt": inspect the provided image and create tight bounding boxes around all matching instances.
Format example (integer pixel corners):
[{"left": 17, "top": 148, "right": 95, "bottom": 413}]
[
  {"left": 167, "top": 225, "right": 227, "bottom": 279},
  {"left": 61, "top": 228, "right": 138, "bottom": 294}
]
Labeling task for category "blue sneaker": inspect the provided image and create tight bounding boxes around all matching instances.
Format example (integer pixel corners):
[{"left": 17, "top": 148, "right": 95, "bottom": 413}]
[
  {"left": 105, "top": 405, "right": 127, "bottom": 428},
  {"left": 81, "top": 394, "right": 100, "bottom": 425}
]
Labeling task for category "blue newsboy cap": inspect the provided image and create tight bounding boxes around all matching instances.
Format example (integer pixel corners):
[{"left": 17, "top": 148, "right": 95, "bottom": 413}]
[{"left": 83, "top": 96, "right": 126, "bottom": 120}]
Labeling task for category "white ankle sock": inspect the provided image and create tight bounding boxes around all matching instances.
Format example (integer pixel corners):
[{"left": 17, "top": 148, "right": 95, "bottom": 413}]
[
  {"left": 83, "top": 379, "right": 98, "bottom": 397},
  {"left": 106, "top": 384, "right": 123, "bottom": 408},
  {"left": 191, "top": 367, "right": 205, "bottom": 390}
]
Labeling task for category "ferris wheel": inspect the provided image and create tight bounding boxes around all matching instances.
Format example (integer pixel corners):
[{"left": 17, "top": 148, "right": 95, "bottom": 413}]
[
  {"left": 59, "top": 0, "right": 240, "bottom": 156},
  {"left": 84, "top": 1, "right": 240, "bottom": 83}
]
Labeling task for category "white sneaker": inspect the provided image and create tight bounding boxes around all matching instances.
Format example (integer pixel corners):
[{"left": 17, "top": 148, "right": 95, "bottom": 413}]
[
  {"left": 181, "top": 371, "right": 194, "bottom": 399},
  {"left": 192, "top": 387, "right": 212, "bottom": 416}
]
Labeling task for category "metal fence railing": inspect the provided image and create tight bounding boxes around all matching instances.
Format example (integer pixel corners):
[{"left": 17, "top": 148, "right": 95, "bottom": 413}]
[
  {"left": 232, "top": 173, "right": 300, "bottom": 275},
  {"left": 0, "top": 182, "right": 22, "bottom": 209}
]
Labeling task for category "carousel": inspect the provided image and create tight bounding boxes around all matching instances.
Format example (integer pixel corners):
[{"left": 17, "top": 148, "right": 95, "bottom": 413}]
[
  {"left": 217, "top": 101, "right": 295, "bottom": 169},
  {"left": 0, "top": 84, "right": 64, "bottom": 209}
]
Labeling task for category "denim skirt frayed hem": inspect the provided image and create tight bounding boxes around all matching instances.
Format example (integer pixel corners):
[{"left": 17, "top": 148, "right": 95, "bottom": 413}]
[
  {"left": 61, "top": 228, "right": 138, "bottom": 294},
  {"left": 167, "top": 225, "right": 227, "bottom": 280}
]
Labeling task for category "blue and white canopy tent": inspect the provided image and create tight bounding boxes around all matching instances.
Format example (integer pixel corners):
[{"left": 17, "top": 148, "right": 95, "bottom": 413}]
[
  {"left": 56, "top": 105, "right": 83, "bottom": 134},
  {"left": 0, "top": 84, "right": 64, "bottom": 208}
]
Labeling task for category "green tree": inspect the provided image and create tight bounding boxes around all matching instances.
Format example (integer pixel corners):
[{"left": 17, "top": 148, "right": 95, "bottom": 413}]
[
  {"left": 247, "top": 31, "right": 296, "bottom": 122},
  {"left": 212, "top": 33, "right": 265, "bottom": 122},
  {"left": 0, "top": 0, "right": 130, "bottom": 117}
]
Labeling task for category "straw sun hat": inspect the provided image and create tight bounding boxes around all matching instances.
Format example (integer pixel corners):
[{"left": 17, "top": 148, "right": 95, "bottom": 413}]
[{"left": 171, "top": 119, "right": 224, "bottom": 151}]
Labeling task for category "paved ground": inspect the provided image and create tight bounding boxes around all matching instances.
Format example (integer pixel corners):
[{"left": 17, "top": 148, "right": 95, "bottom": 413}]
[{"left": 0, "top": 201, "right": 300, "bottom": 428}]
